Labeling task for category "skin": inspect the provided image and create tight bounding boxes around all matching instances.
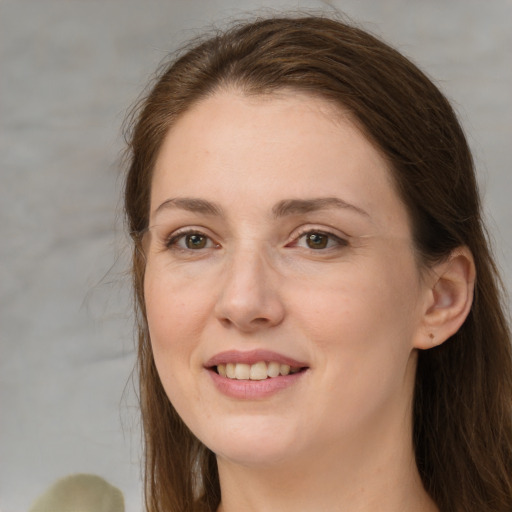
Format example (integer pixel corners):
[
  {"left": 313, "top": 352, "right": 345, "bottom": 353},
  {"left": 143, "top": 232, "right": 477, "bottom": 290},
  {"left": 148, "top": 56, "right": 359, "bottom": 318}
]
[{"left": 143, "top": 90, "right": 448, "bottom": 511}]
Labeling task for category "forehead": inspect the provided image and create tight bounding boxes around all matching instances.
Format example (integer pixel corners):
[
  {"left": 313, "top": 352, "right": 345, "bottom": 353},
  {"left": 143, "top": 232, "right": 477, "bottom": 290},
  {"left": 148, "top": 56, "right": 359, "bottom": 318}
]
[
  {"left": 151, "top": 90, "right": 409, "bottom": 235},
  {"left": 159, "top": 89, "right": 363, "bottom": 158}
]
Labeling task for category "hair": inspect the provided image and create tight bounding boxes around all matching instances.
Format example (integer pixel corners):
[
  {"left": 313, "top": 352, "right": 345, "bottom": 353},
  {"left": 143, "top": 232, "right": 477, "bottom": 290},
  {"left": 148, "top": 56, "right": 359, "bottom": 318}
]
[{"left": 123, "top": 14, "right": 512, "bottom": 512}]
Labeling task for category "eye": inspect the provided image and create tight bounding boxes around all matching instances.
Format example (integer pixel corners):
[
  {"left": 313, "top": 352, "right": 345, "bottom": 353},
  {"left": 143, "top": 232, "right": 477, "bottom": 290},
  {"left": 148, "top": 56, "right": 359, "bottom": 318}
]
[
  {"left": 293, "top": 230, "right": 347, "bottom": 250},
  {"left": 166, "top": 230, "right": 218, "bottom": 250}
]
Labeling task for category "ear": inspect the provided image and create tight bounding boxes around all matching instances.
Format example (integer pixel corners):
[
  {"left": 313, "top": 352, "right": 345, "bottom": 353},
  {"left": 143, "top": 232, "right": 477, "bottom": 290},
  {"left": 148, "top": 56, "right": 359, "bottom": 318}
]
[{"left": 414, "top": 246, "right": 475, "bottom": 350}]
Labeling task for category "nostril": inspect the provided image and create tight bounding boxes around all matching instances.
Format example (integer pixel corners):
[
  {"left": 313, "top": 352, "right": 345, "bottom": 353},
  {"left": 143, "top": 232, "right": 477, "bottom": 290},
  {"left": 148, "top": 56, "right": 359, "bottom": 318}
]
[
  {"left": 217, "top": 314, "right": 274, "bottom": 331},
  {"left": 252, "top": 317, "right": 270, "bottom": 325},
  {"left": 219, "top": 317, "right": 233, "bottom": 328}
]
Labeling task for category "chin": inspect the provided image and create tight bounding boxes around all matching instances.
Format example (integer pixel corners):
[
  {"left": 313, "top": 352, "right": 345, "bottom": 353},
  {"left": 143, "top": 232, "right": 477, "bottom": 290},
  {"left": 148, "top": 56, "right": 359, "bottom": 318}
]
[
  {"left": 215, "top": 442, "right": 294, "bottom": 468},
  {"left": 197, "top": 416, "right": 301, "bottom": 467}
]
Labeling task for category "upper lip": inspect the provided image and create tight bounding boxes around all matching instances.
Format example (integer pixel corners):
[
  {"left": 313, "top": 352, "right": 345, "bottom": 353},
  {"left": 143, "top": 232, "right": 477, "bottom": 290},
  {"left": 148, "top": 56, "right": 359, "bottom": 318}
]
[{"left": 204, "top": 349, "right": 309, "bottom": 368}]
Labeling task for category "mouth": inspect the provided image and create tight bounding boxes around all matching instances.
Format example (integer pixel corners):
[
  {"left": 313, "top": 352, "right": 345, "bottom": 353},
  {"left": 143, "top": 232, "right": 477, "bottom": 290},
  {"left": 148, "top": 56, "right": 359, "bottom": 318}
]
[
  {"left": 205, "top": 350, "right": 309, "bottom": 399},
  {"left": 205, "top": 349, "right": 309, "bottom": 381},
  {"left": 212, "top": 361, "right": 307, "bottom": 380}
]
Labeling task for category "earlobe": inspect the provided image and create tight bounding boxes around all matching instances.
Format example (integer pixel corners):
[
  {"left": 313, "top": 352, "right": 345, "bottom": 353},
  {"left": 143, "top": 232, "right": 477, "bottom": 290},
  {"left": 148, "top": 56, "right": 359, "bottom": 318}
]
[{"left": 414, "top": 247, "right": 475, "bottom": 350}]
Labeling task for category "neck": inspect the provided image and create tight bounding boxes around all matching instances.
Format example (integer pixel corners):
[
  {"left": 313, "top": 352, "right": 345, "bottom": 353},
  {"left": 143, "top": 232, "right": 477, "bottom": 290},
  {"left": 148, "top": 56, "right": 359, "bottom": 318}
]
[{"left": 216, "top": 407, "right": 437, "bottom": 512}]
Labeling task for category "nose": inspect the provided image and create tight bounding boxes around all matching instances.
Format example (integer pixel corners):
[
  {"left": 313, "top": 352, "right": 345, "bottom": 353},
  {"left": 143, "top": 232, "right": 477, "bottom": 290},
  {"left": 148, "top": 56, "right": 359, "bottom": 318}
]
[{"left": 214, "top": 248, "right": 285, "bottom": 333}]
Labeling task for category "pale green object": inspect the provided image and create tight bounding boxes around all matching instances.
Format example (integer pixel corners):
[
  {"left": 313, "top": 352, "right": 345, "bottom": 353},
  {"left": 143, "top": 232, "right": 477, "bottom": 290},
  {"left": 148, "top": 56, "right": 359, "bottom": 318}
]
[{"left": 29, "top": 473, "right": 125, "bottom": 512}]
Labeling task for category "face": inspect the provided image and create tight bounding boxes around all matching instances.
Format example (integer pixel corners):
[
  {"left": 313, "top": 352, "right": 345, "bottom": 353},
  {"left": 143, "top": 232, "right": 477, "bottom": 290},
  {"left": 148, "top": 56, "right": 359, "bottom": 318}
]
[{"left": 144, "top": 90, "right": 431, "bottom": 468}]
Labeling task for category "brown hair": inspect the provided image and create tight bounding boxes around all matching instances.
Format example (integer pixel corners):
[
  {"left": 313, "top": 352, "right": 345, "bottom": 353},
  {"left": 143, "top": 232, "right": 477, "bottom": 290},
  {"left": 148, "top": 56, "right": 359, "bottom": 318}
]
[{"left": 123, "top": 15, "right": 512, "bottom": 512}]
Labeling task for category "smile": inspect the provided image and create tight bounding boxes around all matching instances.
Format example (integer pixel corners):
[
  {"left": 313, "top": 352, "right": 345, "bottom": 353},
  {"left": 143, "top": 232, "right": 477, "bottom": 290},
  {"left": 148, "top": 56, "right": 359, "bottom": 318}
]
[
  {"left": 205, "top": 350, "right": 309, "bottom": 399},
  {"left": 216, "top": 361, "right": 303, "bottom": 380}
]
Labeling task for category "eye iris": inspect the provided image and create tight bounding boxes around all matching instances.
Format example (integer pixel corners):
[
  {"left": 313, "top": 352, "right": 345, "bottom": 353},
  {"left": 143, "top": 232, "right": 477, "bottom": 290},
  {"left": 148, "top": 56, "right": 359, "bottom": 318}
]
[
  {"left": 306, "top": 233, "right": 328, "bottom": 249},
  {"left": 186, "top": 234, "right": 207, "bottom": 249}
]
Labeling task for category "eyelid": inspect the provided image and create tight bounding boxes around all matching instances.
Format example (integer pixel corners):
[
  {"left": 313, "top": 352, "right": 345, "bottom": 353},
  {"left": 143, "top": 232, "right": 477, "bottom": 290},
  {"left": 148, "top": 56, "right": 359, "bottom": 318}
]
[
  {"left": 165, "top": 227, "right": 220, "bottom": 250},
  {"left": 287, "top": 225, "right": 349, "bottom": 249},
  {"left": 290, "top": 224, "right": 349, "bottom": 240},
  {"left": 158, "top": 224, "right": 349, "bottom": 251}
]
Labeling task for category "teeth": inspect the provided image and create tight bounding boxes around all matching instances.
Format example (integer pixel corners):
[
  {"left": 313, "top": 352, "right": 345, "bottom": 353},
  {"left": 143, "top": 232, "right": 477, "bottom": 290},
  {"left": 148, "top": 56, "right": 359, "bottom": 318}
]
[
  {"left": 216, "top": 361, "right": 302, "bottom": 380},
  {"left": 234, "top": 363, "right": 250, "bottom": 380},
  {"left": 267, "top": 361, "right": 280, "bottom": 378},
  {"left": 249, "top": 361, "right": 268, "bottom": 380},
  {"left": 226, "top": 363, "right": 236, "bottom": 379}
]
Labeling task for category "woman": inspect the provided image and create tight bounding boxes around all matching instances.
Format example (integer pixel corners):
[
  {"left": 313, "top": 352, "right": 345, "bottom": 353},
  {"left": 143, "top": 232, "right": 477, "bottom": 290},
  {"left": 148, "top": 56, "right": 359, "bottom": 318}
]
[{"left": 123, "top": 15, "right": 512, "bottom": 512}]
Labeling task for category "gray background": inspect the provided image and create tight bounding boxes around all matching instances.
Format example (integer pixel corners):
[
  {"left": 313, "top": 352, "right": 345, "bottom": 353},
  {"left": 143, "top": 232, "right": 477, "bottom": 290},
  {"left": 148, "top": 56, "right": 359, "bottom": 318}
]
[{"left": 1, "top": 0, "right": 510, "bottom": 510}]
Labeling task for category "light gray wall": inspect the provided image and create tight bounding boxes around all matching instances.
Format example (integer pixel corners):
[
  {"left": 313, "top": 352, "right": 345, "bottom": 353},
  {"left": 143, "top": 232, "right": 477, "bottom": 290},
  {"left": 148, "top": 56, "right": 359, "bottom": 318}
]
[{"left": 1, "top": 1, "right": 510, "bottom": 510}]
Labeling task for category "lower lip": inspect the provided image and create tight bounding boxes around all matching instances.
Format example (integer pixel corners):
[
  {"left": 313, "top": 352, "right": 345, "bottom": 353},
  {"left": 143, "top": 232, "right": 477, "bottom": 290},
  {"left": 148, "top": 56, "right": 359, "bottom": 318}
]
[{"left": 207, "top": 368, "right": 307, "bottom": 399}]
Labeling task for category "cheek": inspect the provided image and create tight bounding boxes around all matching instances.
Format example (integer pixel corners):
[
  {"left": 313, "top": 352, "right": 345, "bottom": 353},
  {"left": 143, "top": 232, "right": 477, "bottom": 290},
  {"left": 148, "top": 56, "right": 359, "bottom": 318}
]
[
  {"left": 144, "top": 269, "right": 212, "bottom": 368},
  {"left": 294, "top": 256, "right": 422, "bottom": 372},
  {"left": 288, "top": 266, "right": 420, "bottom": 436},
  {"left": 143, "top": 270, "right": 213, "bottom": 416},
  {"left": 301, "top": 274, "right": 414, "bottom": 334}
]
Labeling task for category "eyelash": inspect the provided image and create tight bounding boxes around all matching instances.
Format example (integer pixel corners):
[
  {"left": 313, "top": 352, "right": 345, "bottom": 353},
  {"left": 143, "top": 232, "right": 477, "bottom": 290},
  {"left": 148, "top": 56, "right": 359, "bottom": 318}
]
[
  {"left": 164, "top": 228, "right": 348, "bottom": 252},
  {"left": 165, "top": 229, "right": 219, "bottom": 251},
  {"left": 290, "top": 229, "right": 348, "bottom": 250}
]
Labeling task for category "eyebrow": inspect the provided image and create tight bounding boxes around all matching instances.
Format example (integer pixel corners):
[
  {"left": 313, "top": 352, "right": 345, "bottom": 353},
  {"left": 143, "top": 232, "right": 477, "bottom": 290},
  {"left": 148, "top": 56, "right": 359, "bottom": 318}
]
[
  {"left": 271, "top": 197, "right": 369, "bottom": 218},
  {"left": 154, "top": 196, "right": 369, "bottom": 219},
  {"left": 154, "top": 197, "right": 224, "bottom": 216}
]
